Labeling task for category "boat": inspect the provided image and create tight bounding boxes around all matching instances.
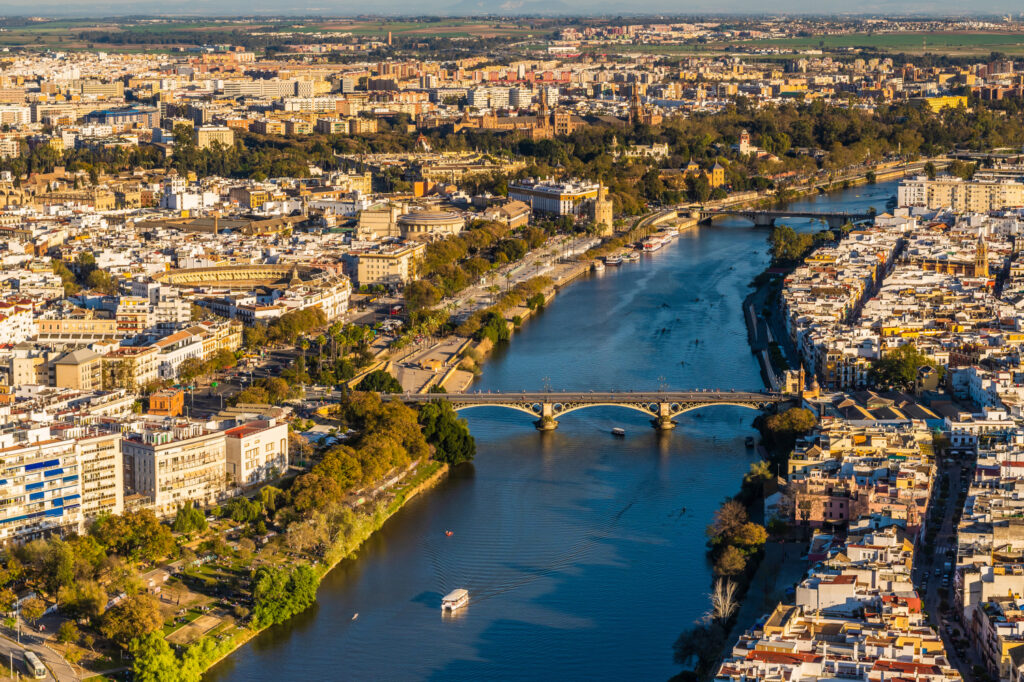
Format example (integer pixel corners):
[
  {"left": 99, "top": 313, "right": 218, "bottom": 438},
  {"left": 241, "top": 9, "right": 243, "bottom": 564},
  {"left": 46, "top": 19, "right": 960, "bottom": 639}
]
[
  {"left": 611, "top": 427, "right": 626, "bottom": 437},
  {"left": 445, "top": 530, "right": 454, "bottom": 537},
  {"left": 592, "top": 260, "right": 605, "bottom": 272},
  {"left": 605, "top": 255, "right": 623, "bottom": 266},
  {"left": 442, "top": 588, "right": 470, "bottom": 612},
  {"left": 623, "top": 252, "right": 640, "bottom": 262},
  {"left": 352, "top": 613, "right": 359, "bottom": 621},
  {"left": 641, "top": 236, "right": 667, "bottom": 252},
  {"left": 745, "top": 437, "right": 756, "bottom": 448}
]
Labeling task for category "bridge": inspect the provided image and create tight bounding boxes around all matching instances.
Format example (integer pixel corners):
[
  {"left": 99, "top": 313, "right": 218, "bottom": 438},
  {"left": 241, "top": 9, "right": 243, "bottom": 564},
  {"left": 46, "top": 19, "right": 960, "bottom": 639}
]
[
  {"left": 697, "top": 209, "right": 875, "bottom": 230},
  {"left": 394, "top": 390, "right": 789, "bottom": 431}
]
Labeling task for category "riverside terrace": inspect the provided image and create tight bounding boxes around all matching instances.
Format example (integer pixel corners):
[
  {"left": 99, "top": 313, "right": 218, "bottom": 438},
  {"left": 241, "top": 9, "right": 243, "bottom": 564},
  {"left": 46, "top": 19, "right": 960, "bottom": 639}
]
[{"left": 389, "top": 390, "right": 790, "bottom": 430}]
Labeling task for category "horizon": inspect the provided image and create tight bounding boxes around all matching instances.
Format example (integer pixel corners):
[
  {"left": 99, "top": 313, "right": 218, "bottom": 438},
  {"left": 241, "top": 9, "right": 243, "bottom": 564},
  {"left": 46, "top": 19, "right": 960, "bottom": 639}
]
[{"left": 2, "top": 7, "right": 1024, "bottom": 18}]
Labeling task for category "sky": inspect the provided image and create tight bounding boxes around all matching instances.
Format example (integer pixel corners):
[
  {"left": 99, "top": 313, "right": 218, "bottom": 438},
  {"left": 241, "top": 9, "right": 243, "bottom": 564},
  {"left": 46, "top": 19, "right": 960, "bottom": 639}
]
[{"left": 0, "top": 0, "right": 1022, "bottom": 17}]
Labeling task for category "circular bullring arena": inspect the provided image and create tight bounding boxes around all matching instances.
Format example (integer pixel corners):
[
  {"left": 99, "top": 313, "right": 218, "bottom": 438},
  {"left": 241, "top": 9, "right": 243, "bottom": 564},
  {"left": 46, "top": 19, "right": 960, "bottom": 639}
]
[
  {"left": 397, "top": 211, "right": 465, "bottom": 240},
  {"left": 154, "top": 264, "right": 327, "bottom": 290}
]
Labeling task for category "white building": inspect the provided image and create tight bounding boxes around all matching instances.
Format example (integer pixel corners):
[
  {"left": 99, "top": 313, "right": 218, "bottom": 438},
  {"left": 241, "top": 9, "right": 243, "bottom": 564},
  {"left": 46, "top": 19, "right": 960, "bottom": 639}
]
[{"left": 225, "top": 419, "right": 289, "bottom": 487}]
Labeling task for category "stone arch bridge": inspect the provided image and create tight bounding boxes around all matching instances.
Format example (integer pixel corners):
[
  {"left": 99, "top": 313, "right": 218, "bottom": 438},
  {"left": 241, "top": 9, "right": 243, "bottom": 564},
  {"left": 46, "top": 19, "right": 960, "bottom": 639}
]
[
  {"left": 395, "top": 390, "right": 789, "bottom": 431},
  {"left": 696, "top": 209, "right": 874, "bottom": 230}
]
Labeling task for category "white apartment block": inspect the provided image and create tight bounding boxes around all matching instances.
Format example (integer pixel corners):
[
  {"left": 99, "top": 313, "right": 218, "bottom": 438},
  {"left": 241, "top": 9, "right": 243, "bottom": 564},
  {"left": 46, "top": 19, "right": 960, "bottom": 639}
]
[
  {"left": 225, "top": 419, "right": 289, "bottom": 487},
  {"left": 121, "top": 421, "right": 227, "bottom": 517},
  {"left": 0, "top": 425, "right": 124, "bottom": 544}
]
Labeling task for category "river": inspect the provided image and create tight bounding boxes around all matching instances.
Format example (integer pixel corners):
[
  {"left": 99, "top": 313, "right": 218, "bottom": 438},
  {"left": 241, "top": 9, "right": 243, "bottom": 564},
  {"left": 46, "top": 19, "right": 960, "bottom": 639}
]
[{"left": 207, "top": 181, "right": 898, "bottom": 681}]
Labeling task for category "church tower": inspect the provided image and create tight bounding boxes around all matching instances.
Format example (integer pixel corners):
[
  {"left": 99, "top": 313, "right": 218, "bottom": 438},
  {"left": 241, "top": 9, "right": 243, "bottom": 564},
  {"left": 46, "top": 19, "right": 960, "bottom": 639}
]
[{"left": 975, "top": 233, "right": 989, "bottom": 278}]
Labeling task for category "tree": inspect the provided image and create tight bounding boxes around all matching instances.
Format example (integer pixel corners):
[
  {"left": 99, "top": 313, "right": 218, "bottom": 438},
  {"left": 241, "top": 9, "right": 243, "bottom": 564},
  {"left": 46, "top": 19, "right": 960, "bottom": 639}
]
[
  {"left": 86, "top": 270, "right": 118, "bottom": 295},
  {"left": 870, "top": 343, "right": 933, "bottom": 389},
  {"left": 475, "top": 311, "right": 510, "bottom": 343},
  {"left": 222, "top": 497, "right": 263, "bottom": 524},
  {"left": 57, "top": 621, "right": 80, "bottom": 645},
  {"left": 768, "top": 224, "right": 814, "bottom": 263},
  {"left": 0, "top": 588, "right": 16, "bottom": 612},
  {"left": 762, "top": 407, "right": 817, "bottom": 454},
  {"left": 172, "top": 503, "right": 207, "bottom": 534},
  {"left": 729, "top": 522, "right": 769, "bottom": 550},
  {"left": 20, "top": 597, "right": 44, "bottom": 625},
  {"left": 714, "top": 545, "right": 747, "bottom": 576},
  {"left": 924, "top": 161, "right": 937, "bottom": 179},
  {"left": 130, "top": 632, "right": 191, "bottom": 682},
  {"left": 101, "top": 593, "right": 163, "bottom": 647},
  {"left": 707, "top": 499, "right": 748, "bottom": 542},
  {"left": 418, "top": 400, "right": 476, "bottom": 465},
  {"left": 251, "top": 564, "right": 319, "bottom": 629},
  {"left": 59, "top": 580, "right": 107, "bottom": 620},
  {"left": 259, "top": 486, "right": 284, "bottom": 516},
  {"left": 709, "top": 579, "right": 740, "bottom": 623},
  {"left": 90, "top": 510, "right": 175, "bottom": 564},
  {"left": 356, "top": 370, "right": 402, "bottom": 393},
  {"left": 673, "top": 621, "right": 726, "bottom": 674}
]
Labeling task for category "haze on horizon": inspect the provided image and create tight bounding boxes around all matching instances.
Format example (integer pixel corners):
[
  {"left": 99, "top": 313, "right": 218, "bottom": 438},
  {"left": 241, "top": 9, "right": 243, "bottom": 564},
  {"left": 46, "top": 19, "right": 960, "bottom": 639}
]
[{"left": 2, "top": 0, "right": 1023, "bottom": 18}]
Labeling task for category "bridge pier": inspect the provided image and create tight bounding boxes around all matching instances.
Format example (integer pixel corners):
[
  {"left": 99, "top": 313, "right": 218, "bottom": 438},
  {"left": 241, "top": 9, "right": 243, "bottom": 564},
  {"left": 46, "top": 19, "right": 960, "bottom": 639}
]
[
  {"left": 652, "top": 402, "right": 677, "bottom": 431},
  {"left": 534, "top": 402, "right": 559, "bottom": 431},
  {"left": 752, "top": 214, "right": 776, "bottom": 228}
]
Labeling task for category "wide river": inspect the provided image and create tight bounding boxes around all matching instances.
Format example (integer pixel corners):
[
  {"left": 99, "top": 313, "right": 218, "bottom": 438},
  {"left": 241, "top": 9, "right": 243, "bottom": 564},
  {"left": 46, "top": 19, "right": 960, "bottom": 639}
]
[{"left": 208, "top": 181, "right": 898, "bottom": 681}]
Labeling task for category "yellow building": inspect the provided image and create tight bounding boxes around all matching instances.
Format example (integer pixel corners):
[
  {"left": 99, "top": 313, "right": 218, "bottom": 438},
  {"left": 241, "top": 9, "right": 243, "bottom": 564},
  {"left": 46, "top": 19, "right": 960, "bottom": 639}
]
[
  {"left": 355, "top": 242, "right": 426, "bottom": 286},
  {"left": 911, "top": 95, "right": 968, "bottom": 113},
  {"left": 194, "top": 125, "right": 234, "bottom": 150}
]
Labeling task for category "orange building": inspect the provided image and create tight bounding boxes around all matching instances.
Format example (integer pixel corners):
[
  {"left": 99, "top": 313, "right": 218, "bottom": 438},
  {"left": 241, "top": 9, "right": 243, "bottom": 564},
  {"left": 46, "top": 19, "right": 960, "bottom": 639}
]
[{"left": 149, "top": 389, "right": 184, "bottom": 417}]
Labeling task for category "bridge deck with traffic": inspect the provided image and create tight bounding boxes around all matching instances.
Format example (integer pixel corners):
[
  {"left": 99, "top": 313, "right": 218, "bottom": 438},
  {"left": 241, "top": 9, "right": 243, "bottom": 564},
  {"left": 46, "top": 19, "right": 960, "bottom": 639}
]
[{"left": 394, "top": 390, "right": 789, "bottom": 430}]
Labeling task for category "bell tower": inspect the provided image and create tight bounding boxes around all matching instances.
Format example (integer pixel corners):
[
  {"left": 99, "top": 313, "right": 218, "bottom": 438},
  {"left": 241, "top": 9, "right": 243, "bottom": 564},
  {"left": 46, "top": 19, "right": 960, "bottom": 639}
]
[{"left": 975, "top": 233, "right": 989, "bottom": 278}]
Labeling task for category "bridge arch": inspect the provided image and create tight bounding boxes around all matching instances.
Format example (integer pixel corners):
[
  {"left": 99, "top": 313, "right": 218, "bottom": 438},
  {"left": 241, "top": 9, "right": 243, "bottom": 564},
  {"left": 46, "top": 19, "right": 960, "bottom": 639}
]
[
  {"left": 446, "top": 399, "right": 771, "bottom": 427},
  {"left": 668, "top": 401, "right": 771, "bottom": 417},
  {"left": 447, "top": 403, "right": 545, "bottom": 418}
]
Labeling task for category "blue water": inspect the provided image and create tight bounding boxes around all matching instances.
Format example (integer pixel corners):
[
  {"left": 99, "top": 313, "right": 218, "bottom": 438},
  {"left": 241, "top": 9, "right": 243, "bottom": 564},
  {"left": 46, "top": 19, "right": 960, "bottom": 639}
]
[{"left": 207, "top": 181, "right": 898, "bottom": 681}]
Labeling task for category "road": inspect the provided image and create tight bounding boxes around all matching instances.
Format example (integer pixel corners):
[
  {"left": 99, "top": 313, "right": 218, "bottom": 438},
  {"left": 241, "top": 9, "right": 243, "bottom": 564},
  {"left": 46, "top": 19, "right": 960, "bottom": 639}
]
[
  {"left": 0, "top": 624, "right": 78, "bottom": 681},
  {"left": 394, "top": 389, "right": 783, "bottom": 404},
  {"left": 915, "top": 454, "right": 976, "bottom": 676}
]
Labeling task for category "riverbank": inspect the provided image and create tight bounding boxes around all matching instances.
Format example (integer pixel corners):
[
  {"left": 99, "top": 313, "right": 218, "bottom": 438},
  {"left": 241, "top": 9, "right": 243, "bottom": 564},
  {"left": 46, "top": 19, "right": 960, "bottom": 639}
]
[{"left": 200, "top": 460, "right": 448, "bottom": 678}]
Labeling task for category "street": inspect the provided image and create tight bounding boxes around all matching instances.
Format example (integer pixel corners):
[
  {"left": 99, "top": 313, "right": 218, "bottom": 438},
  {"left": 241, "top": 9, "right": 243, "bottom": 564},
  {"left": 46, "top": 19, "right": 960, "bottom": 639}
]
[{"left": 915, "top": 452, "right": 977, "bottom": 676}]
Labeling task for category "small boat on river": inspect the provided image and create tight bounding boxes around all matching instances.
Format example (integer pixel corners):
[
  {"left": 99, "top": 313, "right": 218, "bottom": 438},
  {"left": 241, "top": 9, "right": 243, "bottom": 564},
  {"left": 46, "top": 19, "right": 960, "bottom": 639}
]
[
  {"left": 605, "top": 255, "right": 623, "bottom": 266},
  {"left": 611, "top": 427, "right": 626, "bottom": 437},
  {"left": 442, "top": 589, "right": 470, "bottom": 612}
]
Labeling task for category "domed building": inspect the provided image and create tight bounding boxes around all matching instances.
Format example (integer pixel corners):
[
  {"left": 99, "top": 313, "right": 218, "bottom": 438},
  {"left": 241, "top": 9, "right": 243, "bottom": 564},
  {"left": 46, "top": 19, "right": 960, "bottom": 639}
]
[{"left": 397, "top": 211, "right": 465, "bottom": 240}]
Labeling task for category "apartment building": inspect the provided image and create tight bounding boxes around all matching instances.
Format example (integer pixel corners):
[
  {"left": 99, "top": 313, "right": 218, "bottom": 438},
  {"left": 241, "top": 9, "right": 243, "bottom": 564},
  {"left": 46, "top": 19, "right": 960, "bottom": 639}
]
[
  {"left": 224, "top": 419, "right": 289, "bottom": 487},
  {"left": 353, "top": 242, "right": 426, "bottom": 286},
  {"left": 898, "top": 176, "right": 1024, "bottom": 212},
  {"left": 0, "top": 425, "right": 122, "bottom": 543},
  {"left": 53, "top": 348, "right": 103, "bottom": 390},
  {"left": 121, "top": 421, "right": 227, "bottom": 517}
]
